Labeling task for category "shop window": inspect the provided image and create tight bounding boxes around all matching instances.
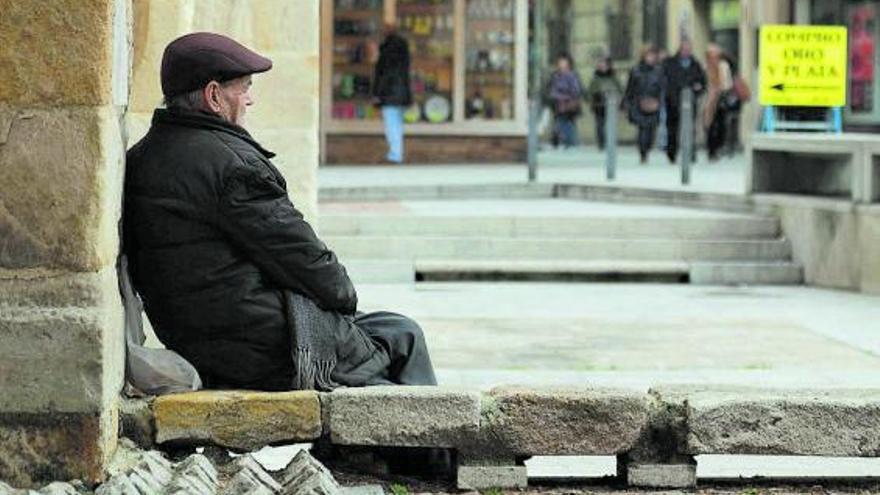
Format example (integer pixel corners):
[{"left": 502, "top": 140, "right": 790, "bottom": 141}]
[
  {"left": 326, "top": 0, "right": 525, "bottom": 129},
  {"left": 811, "top": 0, "right": 880, "bottom": 124},
  {"left": 332, "top": 0, "right": 384, "bottom": 121},
  {"left": 465, "top": 0, "right": 517, "bottom": 120},
  {"left": 398, "top": 0, "right": 455, "bottom": 124}
]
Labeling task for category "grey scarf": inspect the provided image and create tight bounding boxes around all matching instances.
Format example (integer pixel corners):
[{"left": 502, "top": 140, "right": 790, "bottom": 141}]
[{"left": 285, "top": 290, "right": 341, "bottom": 391}]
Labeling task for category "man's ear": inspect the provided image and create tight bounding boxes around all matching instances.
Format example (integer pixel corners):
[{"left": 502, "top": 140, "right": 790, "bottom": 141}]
[{"left": 203, "top": 81, "right": 223, "bottom": 112}]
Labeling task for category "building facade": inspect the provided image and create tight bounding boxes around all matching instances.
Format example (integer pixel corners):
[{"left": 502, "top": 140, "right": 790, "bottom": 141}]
[{"left": 542, "top": 0, "right": 880, "bottom": 146}]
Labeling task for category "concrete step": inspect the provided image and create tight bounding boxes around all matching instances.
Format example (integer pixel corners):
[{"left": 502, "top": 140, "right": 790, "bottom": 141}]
[
  {"left": 344, "top": 260, "right": 414, "bottom": 284},
  {"left": 327, "top": 236, "right": 793, "bottom": 262},
  {"left": 413, "top": 259, "right": 690, "bottom": 283},
  {"left": 320, "top": 215, "right": 780, "bottom": 240},
  {"left": 341, "top": 259, "right": 804, "bottom": 286},
  {"left": 689, "top": 262, "right": 804, "bottom": 285}
]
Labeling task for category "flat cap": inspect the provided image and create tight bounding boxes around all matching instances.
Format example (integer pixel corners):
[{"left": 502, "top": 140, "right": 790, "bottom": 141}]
[{"left": 161, "top": 32, "right": 272, "bottom": 97}]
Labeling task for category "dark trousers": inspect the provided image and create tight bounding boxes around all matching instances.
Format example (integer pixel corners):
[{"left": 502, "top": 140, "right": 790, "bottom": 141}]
[
  {"left": 555, "top": 114, "right": 578, "bottom": 147},
  {"left": 337, "top": 311, "right": 437, "bottom": 386},
  {"left": 706, "top": 108, "right": 728, "bottom": 158},
  {"left": 637, "top": 124, "right": 657, "bottom": 157},
  {"left": 594, "top": 109, "right": 607, "bottom": 149},
  {"left": 665, "top": 111, "right": 697, "bottom": 162}
]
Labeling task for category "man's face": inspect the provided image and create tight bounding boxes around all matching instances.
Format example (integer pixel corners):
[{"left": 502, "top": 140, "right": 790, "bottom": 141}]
[{"left": 217, "top": 75, "right": 254, "bottom": 126}]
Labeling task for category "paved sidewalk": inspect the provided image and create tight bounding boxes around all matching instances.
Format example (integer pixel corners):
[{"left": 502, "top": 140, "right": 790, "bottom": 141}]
[
  {"left": 356, "top": 282, "right": 880, "bottom": 389},
  {"left": 320, "top": 146, "right": 747, "bottom": 195}
]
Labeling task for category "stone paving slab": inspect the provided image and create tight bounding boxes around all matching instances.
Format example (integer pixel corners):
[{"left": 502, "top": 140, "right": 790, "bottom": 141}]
[
  {"left": 153, "top": 390, "right": 321, "bottom": 451},
  {"left": 486, "top": 386, "right": 649, "bottom": 456},
  {"left": 655, "top": 386, "right": 880, "bottom": 457},
  {"left": 324, "top": 386, "right": 481, "bottom": 447}
]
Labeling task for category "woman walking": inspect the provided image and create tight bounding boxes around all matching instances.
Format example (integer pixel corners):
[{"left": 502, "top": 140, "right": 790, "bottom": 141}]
[
  {"left": 704, "top": 43, "right": 735, "bottom": 161},
  {"left": 623, "top": 45, "right": 665, "bottom": 164},
  {"left": 586, "top": 56, "right": 623, "bottom": 151},
  {"left": 547, "top": 53, "right": 584, "bottom": 149}
]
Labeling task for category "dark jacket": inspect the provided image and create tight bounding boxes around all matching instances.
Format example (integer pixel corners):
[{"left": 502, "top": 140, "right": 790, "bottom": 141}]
[
  {"left": 123, "top": 108, "right": 357, "bottom": 389},
  {"left": 623, "top": 62, "right": 665, "bottom": 126},
  {"left": 662, "top": 53, "right": 707, "bottom": 113},
  {"left": 372, "top": 33, "right": 412, "bottom": 106},
  {"left": 586, "top": 69, "right": 623, "bottom": 114}
]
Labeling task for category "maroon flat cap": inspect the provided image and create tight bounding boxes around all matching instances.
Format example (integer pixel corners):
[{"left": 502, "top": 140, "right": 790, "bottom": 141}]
[{"left": 161, "top": 32, "right": 272, "bottom": 97}]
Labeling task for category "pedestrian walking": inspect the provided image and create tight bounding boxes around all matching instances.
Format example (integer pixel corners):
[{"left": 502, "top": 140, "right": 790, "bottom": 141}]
[
  {"left": 623, "top": 45, "right": 665, "bottom": 164},
  {"left": 703, "top": 43, "right": 735, "bottom": 161},
  {"left": 547, "top": 53, "right": 584, "bottom": 149},
  {"left": 373, "top": 23, "right": 412, "bottom": 164},
  {"left": 662, "top": 40, "right": 706, "bottom": 163},
  {"left": 586, "top": 56, "right": 623, "bottom": 151}
]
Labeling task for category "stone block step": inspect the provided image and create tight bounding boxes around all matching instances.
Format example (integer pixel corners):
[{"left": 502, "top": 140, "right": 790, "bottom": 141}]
[
  {"left": 123, "top": 385, "right": 880, "bottom": 490},
  {"left": 326, "top": 235, "right": 793, "bottom": 262},
  {"left": 320, "top": 215, "right": 781, "bottom": 240},
  {"left": 153, "top": 390, "right": 322, "bottom": 451}
]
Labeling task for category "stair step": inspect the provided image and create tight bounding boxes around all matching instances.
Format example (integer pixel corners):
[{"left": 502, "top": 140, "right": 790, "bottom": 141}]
[
  {"left": 341, "top": 259, "right": 804, "bottom": 286},
  {"left": 326, "top": 236, "right": 793, "bottom": 262},
  {"left": 320, "top": 215, "right": 780, "bottom": 240},
  {"left": 689, "top": 262, "right": 804, "bottom": 285},
  {"left": 344, "top": 260, "right": 413, "bottom": 284},
  {"left": 415, "top": 260, "right": 689, "bottom": 283}
]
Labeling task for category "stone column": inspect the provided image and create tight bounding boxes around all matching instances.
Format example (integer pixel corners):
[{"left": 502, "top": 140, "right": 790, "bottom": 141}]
[
  {"left": 0, "top": 0, "right": 130, "bottom": 488},
  {"left": 129, "top": 0, "right": 321, "bottom": 224}
]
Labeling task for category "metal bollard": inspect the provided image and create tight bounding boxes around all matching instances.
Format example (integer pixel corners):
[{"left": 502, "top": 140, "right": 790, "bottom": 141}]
[
  {"left": 605, "top": 91, "right": 618, "bottom": 181},
  {"left": 527, "top": 97, "right": 539, "bottom": 182},
  {"left": 679, "top": 87, "right": 694, "bottom": 185}
]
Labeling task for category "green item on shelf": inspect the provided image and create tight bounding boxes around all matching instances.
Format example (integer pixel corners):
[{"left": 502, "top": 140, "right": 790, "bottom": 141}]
[
  {"left": 404, "top": 103, "right": 421, "bottom": 123},
  {"left": 341, "top": 74, "right": 355, "bottom": 98}
]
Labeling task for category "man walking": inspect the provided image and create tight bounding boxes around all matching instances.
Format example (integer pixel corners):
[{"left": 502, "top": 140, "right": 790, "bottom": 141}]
[
  {"left": 662, "top": 40, "right": 706, "bottom": 163},
  {"left": 123, "top": 32, "right": 436, "bottom": 391}
]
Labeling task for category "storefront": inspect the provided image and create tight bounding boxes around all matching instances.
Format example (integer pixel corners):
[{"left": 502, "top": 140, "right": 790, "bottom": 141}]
[
  {"left": 321, "top": 0, "right": 528, "bottom": 164},
  {"left": 805, "top": 0, "right": 880, "bottom": 128}
]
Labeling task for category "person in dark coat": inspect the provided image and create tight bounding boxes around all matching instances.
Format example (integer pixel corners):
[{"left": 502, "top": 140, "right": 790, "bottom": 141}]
[
  {"left": 586, "top": 56, "right": 623, "bottom": 151},
  {"left": 123, "top": 32, "right": 436, "bottom": 391},
  {"left": 623, "top": 45, "right": 665, "bottom": 163},
  {"left": 546, "top": 53, "right": 584, "bottom": 148},
  {"left": 662, "top": 39, "right": 706, "bottom": 163},
  {"left": 373, "top": 24, "right": 412, "bottom": 163}
]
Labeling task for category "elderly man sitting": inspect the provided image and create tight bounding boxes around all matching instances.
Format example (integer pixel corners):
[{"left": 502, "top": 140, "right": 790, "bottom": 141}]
[{"left": 123, "top": 32, "right": 436, "bottom": 391}]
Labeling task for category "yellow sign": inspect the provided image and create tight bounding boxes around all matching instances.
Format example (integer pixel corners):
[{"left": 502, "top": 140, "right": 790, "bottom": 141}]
[{"left": 759, "top": 25, "right": 848, "bottom": 107}]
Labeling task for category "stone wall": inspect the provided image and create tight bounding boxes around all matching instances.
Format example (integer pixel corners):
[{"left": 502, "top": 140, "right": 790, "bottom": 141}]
[
  {"left": 0, "top": 0, "right": 130, "bottom": 487},
  {"left": 756, "top": 196, "right": 880, "bottom": 295},
  {"left": 128, "top": 0, "right": 321, "bottom": 223},
  {"left": 325, "top": 135, "right": 527, "bottom": 164}
]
